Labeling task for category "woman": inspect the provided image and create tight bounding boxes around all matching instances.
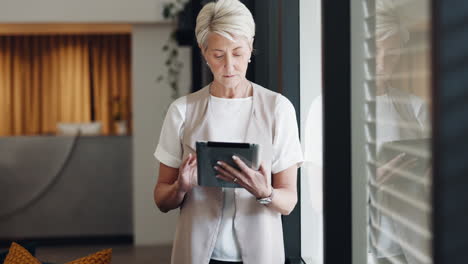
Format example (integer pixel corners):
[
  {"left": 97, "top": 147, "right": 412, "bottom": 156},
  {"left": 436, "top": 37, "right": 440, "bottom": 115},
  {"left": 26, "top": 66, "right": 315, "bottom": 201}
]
[
  {"left": 371, "top": 1, "right": 430, "bottom": 263},
  {"left": 153, "top": 0, "right": 303, "bottom": 263}
]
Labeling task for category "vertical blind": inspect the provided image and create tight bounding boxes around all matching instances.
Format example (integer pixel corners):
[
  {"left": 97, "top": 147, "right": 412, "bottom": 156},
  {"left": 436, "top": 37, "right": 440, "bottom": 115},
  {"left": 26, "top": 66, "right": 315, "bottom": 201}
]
[{"left": 363, "top": 0, "right": 433, "bottom": 263}]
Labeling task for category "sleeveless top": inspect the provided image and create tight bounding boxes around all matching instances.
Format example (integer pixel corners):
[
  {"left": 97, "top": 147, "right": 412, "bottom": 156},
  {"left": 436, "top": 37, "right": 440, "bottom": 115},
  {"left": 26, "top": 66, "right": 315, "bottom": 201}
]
[{"left": 170, "top": 82, "right": 286, "bottom": 264}]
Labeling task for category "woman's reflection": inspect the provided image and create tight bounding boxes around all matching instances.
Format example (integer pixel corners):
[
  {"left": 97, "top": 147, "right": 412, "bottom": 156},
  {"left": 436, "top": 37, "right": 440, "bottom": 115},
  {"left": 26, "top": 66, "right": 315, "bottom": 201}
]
[{"left": 371, "top": 0, "right": 431, "bottom": 263}]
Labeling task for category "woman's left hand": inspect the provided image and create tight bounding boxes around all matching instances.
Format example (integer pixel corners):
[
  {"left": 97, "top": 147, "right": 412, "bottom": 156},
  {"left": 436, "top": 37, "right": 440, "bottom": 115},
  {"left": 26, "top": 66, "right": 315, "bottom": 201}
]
[{"left": 214, "top": 155, "right": 272, "bottom": 199}]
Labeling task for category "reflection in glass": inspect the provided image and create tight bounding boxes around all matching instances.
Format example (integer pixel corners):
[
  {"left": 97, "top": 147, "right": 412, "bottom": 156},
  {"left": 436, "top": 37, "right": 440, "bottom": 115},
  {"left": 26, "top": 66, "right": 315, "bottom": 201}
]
[{"left": 368, "top": 0, "right": 432, "bottom": 263}]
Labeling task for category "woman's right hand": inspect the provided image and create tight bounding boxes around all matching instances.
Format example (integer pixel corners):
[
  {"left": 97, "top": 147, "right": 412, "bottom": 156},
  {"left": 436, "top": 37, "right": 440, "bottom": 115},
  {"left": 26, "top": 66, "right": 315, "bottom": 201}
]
[
  {"left": 176, "top": 153, "right": 198, "bottom": 193},
  {"left": 377, "top": 153, "right": 418, "bottom": 185}
]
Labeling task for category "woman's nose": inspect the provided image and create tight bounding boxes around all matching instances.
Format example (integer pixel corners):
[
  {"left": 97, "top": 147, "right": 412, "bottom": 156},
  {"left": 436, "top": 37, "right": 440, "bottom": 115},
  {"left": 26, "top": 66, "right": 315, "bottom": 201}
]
[{"left": 224, "top": 54, "right": 234, "bottom": 70}]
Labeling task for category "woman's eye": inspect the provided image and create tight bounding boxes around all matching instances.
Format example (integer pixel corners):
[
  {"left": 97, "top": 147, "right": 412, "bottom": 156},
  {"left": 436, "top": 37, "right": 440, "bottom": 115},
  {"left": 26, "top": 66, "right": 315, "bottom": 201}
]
[
  {"left": 233, "top": 54, "right": 241, "bottom": 57},
  {"left": 215, "top": 55, "right": 224, "bottom": 59}
]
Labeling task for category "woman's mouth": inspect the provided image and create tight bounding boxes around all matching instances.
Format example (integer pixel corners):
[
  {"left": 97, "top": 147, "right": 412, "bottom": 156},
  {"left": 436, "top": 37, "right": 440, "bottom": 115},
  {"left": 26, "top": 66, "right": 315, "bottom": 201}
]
[{"left": 223, "top": 75, "right": 235, "bottom": 78}]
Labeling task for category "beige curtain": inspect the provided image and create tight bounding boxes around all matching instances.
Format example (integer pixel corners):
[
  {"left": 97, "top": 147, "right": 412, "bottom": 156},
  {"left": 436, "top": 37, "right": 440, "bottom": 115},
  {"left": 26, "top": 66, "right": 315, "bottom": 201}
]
[
  {"left": 91, "top": 35, "right": 131, "bottom": 135},
  {"left": 0, "top": 35, "right": 91, "bottom": 136},
  {"left": 0, "top": 34, "right": 131, "bottom": 136}
]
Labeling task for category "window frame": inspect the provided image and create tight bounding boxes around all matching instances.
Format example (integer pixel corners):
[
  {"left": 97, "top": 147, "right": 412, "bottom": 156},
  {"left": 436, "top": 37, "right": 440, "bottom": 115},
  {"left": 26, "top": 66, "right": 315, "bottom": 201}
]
[
  {"left": 322, "top": 1, "right": 353, "bottom": 263},
  {"left": 432, "top": 0, "right": 468, "bottom": 262}
]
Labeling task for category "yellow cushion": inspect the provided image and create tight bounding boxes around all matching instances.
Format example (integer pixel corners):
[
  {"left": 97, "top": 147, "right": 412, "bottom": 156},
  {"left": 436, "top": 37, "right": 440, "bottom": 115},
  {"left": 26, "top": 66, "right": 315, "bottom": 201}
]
[
  {"left": 3, "top": 242, "right": 41, "bottom": 264},
  {"left": 64, "top": 248, "right": 112, "bottom": 264},
  {"left": 3, "top": 242, "right": 112, "bottom": 264}
]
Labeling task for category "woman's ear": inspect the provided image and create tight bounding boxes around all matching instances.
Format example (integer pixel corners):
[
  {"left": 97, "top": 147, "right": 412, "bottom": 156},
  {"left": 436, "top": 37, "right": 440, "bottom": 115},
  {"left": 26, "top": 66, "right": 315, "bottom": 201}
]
[
  {"left": 199, "top": 44, "right": 206, "bottom": 57},
  {"left": 199, "top": 44, "right": 210, "bottom": 67}
]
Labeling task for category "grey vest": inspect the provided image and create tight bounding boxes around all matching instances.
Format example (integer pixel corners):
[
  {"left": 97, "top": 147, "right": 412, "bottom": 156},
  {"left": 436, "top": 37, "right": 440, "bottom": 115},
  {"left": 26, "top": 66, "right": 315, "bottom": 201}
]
[{"left": 170, "top": 82, "right": 285, "bottom": 264}]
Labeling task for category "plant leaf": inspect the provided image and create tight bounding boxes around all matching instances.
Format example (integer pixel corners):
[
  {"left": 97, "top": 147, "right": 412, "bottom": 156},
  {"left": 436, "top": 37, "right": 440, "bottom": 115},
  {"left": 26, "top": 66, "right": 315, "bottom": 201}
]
[{"left": 163, "top": 6, "right": 170, "bottom": 18}]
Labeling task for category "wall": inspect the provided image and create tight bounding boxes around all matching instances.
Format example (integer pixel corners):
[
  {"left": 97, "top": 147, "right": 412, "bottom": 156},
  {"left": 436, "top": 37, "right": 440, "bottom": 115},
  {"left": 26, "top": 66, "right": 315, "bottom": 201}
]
[
  {"left": 0, "top": 0, "right": 192, "bottom": 246},
  {"left": 0, "top": 0, "right": 165, "bottom": 23},
  {"left": 132, "top": 24, "right": 191, "bottom": 245},
  {"left": 299, "top": 0, "right": 323, "bottom": 263}
]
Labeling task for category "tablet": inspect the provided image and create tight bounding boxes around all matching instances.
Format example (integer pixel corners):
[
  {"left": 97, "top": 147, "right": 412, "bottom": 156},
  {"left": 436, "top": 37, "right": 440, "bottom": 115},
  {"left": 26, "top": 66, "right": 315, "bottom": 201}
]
[{"left": 196, "top": 141, "right": 259, "bottom": 188}]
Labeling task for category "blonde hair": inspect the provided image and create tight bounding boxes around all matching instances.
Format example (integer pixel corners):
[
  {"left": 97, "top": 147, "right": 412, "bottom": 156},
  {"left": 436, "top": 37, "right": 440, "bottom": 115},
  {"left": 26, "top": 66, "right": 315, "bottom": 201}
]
[
  {"left": 376, "top": 0, "right": 409, "bottom": 44},
  {"left": 195, "top": 0, "right": 255, "bottom": 50}
]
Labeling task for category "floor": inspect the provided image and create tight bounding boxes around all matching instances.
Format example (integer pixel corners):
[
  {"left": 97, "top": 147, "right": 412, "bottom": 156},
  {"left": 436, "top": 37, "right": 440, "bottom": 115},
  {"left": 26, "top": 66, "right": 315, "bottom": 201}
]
[{"left": 35, "top": 244, "right": 172, "bottom": 264}]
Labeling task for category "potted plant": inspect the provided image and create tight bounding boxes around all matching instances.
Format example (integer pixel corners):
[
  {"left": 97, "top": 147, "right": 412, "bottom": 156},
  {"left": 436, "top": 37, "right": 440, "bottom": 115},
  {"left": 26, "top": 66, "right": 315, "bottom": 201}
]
[
  {"left": 112, "top": 95, "right": 127, "bottom": 135},
  {"left": 157, "top": 0, "right": 189, "bottom": 100}
]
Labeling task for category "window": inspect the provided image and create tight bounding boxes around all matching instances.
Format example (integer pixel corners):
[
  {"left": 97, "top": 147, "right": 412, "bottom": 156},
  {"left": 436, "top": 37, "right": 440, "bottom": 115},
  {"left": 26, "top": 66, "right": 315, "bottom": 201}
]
[
  {"left": 299, "top": 0, "right": 323, "bottom": 263},
  {"left": 352, "top": 0, "right": 433, "bottom": 263}
]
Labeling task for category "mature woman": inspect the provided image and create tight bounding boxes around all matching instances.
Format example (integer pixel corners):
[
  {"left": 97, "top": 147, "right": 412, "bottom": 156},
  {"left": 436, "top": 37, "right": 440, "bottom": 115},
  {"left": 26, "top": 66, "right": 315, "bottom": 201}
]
[
  {"left": 372, "top": 1, "right": 430, "bottom": 263},
  {"left": 153, "top": 0, "right": 303, "bottom": 263}
]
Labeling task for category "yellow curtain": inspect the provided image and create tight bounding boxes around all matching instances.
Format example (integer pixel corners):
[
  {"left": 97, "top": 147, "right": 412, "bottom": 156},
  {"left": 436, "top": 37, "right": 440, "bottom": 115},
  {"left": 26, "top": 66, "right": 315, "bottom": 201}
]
[
  {"left": 0, "top": 34, "right": 131, "bottom": 136},
  {"left": 91, "top": 35, "right": 131, "bottom": 135},
  {"left": 0, "top": 35, "right": 91, "bottom": 136},
  {"left": 0, "top": 36, "right": 13, "bottom": 135}
]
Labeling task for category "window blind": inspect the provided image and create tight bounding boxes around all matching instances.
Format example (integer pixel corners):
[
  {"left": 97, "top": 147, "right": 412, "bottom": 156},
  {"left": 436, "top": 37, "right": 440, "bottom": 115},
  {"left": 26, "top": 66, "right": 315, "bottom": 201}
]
[{"left": 363, "top": 0, "right": 433, "bottom": 263}]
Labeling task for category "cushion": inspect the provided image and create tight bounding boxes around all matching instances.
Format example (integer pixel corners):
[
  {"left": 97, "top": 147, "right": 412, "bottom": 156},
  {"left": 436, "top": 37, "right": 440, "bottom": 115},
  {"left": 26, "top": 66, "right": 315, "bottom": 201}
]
[
  {"left": 79, "top": 122, "right": 102, "bottom": 136},
  {"left": 61, "top": 248, "right": 112, "bottom": 264},
  {"left": 56, "top": 123, "right": 81, "bottom": 136},
  {"left": 3, "top": 242, "right": 111, "bottom": 264},
  {"left": 3, "top": 242, "right": 41, "bottom": 264},
  {"left": 56, "top": 122, "right": 102, "bottom": 136},
  {"left": 0, "top": 243, "right": 36, "bottom": 263}
]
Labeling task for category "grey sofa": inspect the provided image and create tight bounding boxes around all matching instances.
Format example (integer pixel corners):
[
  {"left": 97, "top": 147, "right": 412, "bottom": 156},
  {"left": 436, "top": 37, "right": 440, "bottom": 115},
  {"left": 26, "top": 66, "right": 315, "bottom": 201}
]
[{"left": 0, "top": 135, "right": 132, "bottom": 241}]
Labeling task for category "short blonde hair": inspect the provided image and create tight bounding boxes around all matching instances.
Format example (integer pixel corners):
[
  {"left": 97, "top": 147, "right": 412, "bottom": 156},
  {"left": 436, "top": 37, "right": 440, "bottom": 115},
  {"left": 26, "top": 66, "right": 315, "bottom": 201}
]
[
  {"left": 195, "top": 0, "right": 255, "bottom": 50},
  {"left": 376, "top": 0, "right": 409, "bottom": 44}
]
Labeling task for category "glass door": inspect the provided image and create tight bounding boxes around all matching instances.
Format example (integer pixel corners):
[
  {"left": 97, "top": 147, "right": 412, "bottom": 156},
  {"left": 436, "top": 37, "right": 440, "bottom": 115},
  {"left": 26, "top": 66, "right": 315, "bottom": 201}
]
[{"left": 353, "top": 0, "right": 433, "bottom": 263}]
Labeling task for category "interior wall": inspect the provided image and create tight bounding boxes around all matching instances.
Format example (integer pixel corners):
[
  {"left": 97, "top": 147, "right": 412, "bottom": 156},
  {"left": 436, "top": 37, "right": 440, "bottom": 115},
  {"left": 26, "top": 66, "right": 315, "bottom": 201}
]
[
  {"left": 132, "top": 24, "right": 191, "bottom": 245},
  {"left": 0, "top": 0, "right": 193, "bottom": 246},
  {"left": 0, "top": 0, "right": 165, "bottom": 23},
  {"left": 299, "top": 0, "right": 323, "bottom": 262}
]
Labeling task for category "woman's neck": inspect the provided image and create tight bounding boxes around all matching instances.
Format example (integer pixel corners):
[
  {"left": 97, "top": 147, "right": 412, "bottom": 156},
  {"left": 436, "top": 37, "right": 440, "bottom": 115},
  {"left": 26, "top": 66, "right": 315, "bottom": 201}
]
[
  {"left": 210, "top": 80, "right": 252, "bottom": 98},
  {"left": 376, "top": 81, "right": 391, "bottom": 96}
]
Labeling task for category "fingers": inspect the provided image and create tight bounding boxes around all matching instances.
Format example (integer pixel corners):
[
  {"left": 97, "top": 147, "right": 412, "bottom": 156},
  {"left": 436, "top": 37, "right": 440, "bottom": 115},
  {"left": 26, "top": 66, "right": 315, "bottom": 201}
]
[
  {"left": 380, "top": 153, "right": 415, "bottom": 173},
  {"left": 384, "top": 153, "right": 406, "bottom": 168},
  {"left": 214, "top": 164, "right": 237, "bottom": 181},
  {"left": 190, "top": 164, "right": 198, "bottom": 186},
  {"left": 377, "top": 158, "right": 420, "bottom": 185},
  {"left": 215, "top": 170, "right": 256, "bottom": 194},
  {"left": 402, "top": 158, "right": 418, "bottom": 167},
  {"left": 217, "top": 161, "right": 244, "bottom": 180},
  {"left": 215, "top": 165, "right": 239, "bottom": 185},
  {"left": 232, "top": 155, "right": 250, "bottom": 172},
  {"left": 180, "top": 153, "right": 197, "bottom": 186},
  {"left": 216, "top": 173, "right": 234, "bottom": 183},
  {"left": 189, "top": 156, "right": 197, "bottom": 167},
  {"left": 232, "top": 156, "right": 259, "bottom": 183},
  {"left": 391, "top": 158, "right": 418, "bottom": 173},
  {"left": 181, "top": 153, "right": 192, "bottom": 168},
  {"left": 258, "top": 163, "right": 266, "bottom": 175},
  {"left": 182, "top": 153, "right": 197, "bottom": 169},
  {"left": 215, "top": 160, "right": 269, "bottom": 198}
]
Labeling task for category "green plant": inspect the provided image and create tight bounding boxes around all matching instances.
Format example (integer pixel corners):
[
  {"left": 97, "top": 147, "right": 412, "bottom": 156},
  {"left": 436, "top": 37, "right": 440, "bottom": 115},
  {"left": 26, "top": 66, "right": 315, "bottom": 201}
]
[
  {"left": 157, "top": 0, "right": 188, "bottom": 100},
  {"left": 112, "top": 95, "right": 123, "bottom": 121}
]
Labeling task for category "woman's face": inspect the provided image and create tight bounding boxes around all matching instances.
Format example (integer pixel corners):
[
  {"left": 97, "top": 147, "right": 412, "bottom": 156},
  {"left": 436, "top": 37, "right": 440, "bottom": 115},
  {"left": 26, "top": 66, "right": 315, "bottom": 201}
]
[
  {"left": 202, "top": 33, "right": 252, "bottom": 89},
  {"left": 376, "top": 33, "right": 402, "bottom": 88}
]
